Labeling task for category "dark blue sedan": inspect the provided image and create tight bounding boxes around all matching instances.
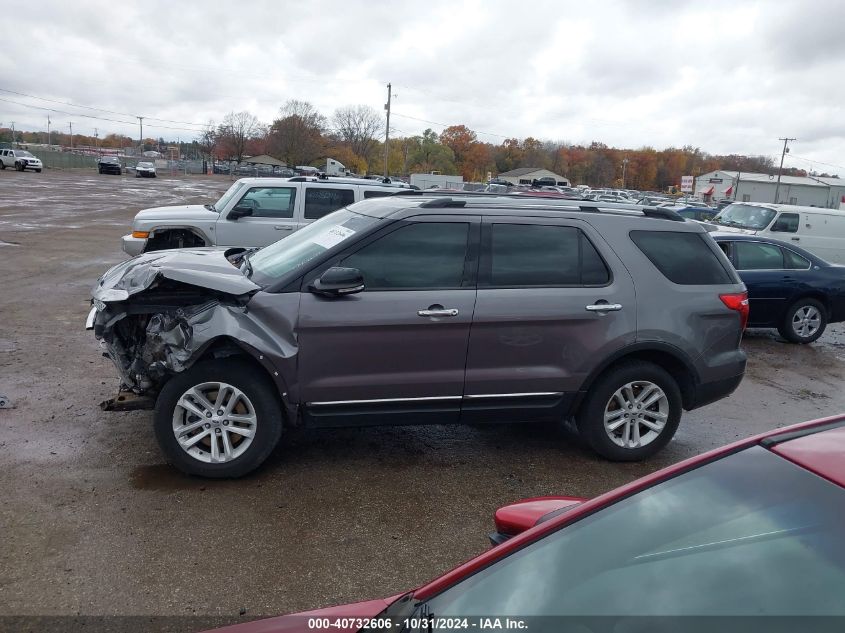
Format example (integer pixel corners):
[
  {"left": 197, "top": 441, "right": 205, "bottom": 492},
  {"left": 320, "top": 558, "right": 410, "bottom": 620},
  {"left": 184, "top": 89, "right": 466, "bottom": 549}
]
[{"left": 712, "top": 232, "right": 845, "bottom": 343}]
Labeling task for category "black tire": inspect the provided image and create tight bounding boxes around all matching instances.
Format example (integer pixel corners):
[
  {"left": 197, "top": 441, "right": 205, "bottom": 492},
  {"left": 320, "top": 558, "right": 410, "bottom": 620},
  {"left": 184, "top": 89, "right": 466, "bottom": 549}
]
[
  {"left": 575, "top": 361, "right": 682, "bottom": 461},
  {"left": 0, "top": 161, "right": 5, "bottom": 170},
  {"left": 15, "top": 162, "right": 23, "bottom": 171},
  {"left": 35, "top": 169, "right": 42, "bottom": 173},
  {"left": 153, "top": 359, "right": 283, "bottom": 478},
  {"left": 778, "top": 298, "right": 827, "bottom": 344}
]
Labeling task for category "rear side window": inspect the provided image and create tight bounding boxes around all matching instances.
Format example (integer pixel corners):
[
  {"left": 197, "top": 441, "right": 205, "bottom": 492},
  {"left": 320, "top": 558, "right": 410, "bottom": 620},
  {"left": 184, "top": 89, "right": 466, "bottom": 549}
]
[
  {"left": 304, "top": 187, "right": 355, "bottom": 219},
  {"left": 363, "top": 190, "right": 393, "bottom": 199},
  {"left": 630, "top": 231, "right": 733, "bottom": 285},
  {"left": 735, "top": 242, "right": 784, "bottom": 270},
  {"left": 486, "top": 224, "right": 610, "bottom": 287}
]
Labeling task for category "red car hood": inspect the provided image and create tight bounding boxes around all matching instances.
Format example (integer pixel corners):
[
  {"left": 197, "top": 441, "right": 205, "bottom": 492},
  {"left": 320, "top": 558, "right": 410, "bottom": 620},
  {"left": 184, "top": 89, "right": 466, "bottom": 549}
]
[{"left": 206, "top": 595, "right": 403, "bottom": 633}]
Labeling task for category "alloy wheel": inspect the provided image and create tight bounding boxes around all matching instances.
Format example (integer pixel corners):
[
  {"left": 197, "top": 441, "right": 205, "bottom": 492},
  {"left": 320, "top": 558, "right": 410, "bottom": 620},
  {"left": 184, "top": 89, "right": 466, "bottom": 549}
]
[
  {"left": 603, "top": 380, "right": 669, "bottom": 449},
  {"left": 171, "top": 382, "right": 258, "bottom": 464},
  {"left": 792, "top": 305, "right": 821, "bottom": 339}
]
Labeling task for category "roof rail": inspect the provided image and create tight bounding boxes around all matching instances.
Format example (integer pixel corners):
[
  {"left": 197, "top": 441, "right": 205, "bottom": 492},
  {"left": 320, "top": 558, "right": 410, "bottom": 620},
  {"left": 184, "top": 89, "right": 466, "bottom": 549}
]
[
  {"left": 392, "top": 191, "right": 685, "bottom": 221},
  {"left": 419, "top": 198, "right": 468, "bottom": 208}
]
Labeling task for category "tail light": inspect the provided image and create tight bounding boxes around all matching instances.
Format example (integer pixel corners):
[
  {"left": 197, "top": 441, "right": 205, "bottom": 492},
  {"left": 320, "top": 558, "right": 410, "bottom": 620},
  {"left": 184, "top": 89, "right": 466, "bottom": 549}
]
[{"left": 720, "top": 291, "right": 749, "bottom": 330}]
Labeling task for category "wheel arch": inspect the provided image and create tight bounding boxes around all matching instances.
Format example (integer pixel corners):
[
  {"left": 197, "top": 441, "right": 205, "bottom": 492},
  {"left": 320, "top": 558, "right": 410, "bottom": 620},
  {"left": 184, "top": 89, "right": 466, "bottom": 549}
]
[
  {"left": 571, "top": 343, "right": 700, "bottom": 414},
  {"left": 145, "top": 225, "right": 211, "bottom": 250},
  {"left": 187, "top": 335, "right": 294, "bottom": 423}
]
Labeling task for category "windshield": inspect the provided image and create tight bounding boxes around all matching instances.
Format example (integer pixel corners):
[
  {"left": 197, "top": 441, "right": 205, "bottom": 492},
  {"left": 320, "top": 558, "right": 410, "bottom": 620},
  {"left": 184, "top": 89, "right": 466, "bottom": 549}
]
[
  {"left": 212, "top": 181, "right": 246, "bottom": 212},
  {"left": 715, "top": 203, "right": 776, "bottom": 230},
  {"left": 426, "top": 446, "right": 845, "bottom": 617},
  {"left": 248, "top": 209, "right": 378, "bottom": 282},
  {"left": 137, "top": 162, "right": 153, "bottom": 168}
]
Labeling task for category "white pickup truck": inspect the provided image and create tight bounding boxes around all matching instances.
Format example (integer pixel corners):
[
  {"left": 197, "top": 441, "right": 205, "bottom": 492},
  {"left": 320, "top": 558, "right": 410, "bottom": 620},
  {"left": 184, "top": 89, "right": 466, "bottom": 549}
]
[{"left": 122, "top": 176, "right": 411, "bottom": 256}]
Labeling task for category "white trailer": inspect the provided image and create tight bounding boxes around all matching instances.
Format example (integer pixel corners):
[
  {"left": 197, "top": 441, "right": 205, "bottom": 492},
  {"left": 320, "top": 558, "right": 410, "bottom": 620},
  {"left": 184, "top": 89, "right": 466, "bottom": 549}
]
[{"left": 410, "top": 172, "right": 464, "bottom": 190}]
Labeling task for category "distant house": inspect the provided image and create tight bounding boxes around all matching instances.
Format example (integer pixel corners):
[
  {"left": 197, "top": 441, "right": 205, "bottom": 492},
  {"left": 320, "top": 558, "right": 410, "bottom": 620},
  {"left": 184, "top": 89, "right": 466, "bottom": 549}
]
[
  {"left": 243, "top": 154, "right": 287, "bottom": 167},
  {"left": 498, "top": 167, "right": 570, "bottom": 186}
]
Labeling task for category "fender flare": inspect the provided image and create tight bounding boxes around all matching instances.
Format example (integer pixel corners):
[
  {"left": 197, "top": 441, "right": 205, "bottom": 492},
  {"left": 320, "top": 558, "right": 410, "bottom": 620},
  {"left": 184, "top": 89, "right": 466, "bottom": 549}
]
[{"left": 570, "top": 342, "right": 702, "bottom": 413}]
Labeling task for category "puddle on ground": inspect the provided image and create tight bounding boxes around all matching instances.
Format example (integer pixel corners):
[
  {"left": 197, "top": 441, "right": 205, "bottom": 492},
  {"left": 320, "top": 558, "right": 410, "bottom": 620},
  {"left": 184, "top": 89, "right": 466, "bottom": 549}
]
[{"left": 0, "top": 239, "right": 20, "bottom": 246}]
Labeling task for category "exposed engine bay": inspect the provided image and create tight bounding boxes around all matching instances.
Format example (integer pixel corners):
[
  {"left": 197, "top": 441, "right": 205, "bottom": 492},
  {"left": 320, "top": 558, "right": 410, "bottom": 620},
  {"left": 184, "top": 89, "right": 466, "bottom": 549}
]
[{"left": 88, "top": 247, "right": 298, "bottom": 414}]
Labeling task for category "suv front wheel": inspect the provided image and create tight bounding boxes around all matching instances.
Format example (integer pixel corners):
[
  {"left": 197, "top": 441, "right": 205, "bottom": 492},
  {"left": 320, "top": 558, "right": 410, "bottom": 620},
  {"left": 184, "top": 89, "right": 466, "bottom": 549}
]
[
  {"left": 153, "top": 359, "right": 283, "bottom": 478},
  {"left": 576, "top": 361, "right": 682, "bottom": 461}
]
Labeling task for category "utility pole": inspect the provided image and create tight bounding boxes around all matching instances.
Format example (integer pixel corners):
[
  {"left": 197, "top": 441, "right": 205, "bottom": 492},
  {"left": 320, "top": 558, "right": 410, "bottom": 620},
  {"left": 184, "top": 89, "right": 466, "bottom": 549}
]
[
  {"left": 735, "top": 158, "right": 742, "bottom": 200},
  {"left": 10, "top": 122, "right": 15, "bottom": 146},
  {"left": 47, "top": 115, "right": 51, "bottom": 147},
  {"left": 94, "top": 128, "right": 99, "bottom": 155},
  {"left": 69, "top": 122, "right": 73, "bottom": 149},
  {"left": 138, "top": 116, "right": 145, "bottom": 155},
  {"left": 621, "top": 157, "right": 629, "bottom": 188},
  {"left": 383, "top": 83, "right": 391, "bottom": 178},
  {"left": 774, "top": 137, "right": 796, "bottom": 204}
]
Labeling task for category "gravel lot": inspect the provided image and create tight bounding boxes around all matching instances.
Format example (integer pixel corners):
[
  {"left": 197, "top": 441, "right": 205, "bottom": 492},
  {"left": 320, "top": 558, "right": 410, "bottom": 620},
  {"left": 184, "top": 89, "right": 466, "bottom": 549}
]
[{"left": 2, "top": 169, "right": 845, "bottom": 627}]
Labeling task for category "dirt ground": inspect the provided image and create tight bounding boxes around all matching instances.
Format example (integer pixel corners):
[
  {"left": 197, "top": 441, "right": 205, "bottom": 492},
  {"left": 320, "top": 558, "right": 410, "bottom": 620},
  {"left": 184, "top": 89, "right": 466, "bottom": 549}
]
[{"left": 2, "top": 169, "right": 845, "bottom": 626}]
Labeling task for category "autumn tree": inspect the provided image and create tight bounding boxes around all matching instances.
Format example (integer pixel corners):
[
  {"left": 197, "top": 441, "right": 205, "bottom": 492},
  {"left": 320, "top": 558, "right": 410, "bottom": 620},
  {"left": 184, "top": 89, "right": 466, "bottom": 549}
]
[
  {"left": 331, "top": 105, "right": 383, "bottom": 163},
  {"left": 269, "top": 100, "right": 326, "bottom": 167},
  {"left": 408, "top": 129, "right": 456, "bottom": 174}
]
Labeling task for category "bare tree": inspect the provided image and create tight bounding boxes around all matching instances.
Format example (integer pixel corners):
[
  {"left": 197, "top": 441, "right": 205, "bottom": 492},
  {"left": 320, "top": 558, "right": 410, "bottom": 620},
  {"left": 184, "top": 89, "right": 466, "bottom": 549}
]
[
  {"left": 218, "top": 111, "right": 261, "bottom": 164},
  {"left": 268, "top": 100, "right": 327, "bottom": 167},
  {"left": 331, "top": 105, "right": 384, "bottom": 162},
  {"left": 198, "top": 120, "right": 218, "bottom": 160}
]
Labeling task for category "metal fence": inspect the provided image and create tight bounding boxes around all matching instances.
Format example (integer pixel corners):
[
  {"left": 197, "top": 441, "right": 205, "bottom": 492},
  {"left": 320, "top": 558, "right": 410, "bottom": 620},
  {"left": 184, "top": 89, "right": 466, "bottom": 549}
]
[{"left": 29, "top": 149, "right": 98, "bottom": 169}]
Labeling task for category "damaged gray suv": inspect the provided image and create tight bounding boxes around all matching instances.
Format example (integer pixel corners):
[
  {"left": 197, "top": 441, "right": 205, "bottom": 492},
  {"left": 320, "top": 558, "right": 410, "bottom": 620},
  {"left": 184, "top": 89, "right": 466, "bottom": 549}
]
[{"left": 88, "top": 194, "right": 748, "bottom": 477}]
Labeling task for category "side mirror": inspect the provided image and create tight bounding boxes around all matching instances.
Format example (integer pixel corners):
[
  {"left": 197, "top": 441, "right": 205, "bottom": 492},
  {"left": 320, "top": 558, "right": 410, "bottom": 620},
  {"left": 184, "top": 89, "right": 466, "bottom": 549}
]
[
  {"left": 228, "top": 203, "right": 254, "bottom": 220},
  {"left": 489, "top": 496, "right": 587, "bottom": 546},
  {"left": 310, "top": 267, "right": 365, "bottom": 297}
]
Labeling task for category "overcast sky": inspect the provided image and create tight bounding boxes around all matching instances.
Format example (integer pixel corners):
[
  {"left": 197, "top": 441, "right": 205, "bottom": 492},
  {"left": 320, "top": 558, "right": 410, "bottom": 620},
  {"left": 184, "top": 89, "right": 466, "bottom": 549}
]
[{"left": 2, "top": 0, "right": 844, "bottom": 172}]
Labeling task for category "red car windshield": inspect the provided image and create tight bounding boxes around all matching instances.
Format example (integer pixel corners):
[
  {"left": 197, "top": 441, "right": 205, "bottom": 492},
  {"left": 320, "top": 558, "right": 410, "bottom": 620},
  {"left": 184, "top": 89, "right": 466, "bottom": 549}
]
[{"left": 425, "top": 446, "right": 845, "bottom": 618}]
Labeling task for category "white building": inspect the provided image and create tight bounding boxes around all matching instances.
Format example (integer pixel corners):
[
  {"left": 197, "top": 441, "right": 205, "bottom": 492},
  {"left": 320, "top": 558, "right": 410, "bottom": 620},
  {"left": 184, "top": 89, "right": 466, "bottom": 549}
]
[
  {"left": 497, "top": 167, "right": 571, "bottom": 186},
  {"left": 410, "top": 172, "right": 465, "bottom": 190},
  {"left": 695, "top": 170, "right": 845, "bottom": 209}
]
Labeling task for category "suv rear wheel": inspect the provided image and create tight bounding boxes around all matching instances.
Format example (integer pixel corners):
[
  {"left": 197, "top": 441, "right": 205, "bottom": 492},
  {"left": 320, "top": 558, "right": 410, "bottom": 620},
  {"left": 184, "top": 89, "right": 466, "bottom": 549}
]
[
  {"left": 153, "top": 359, "right": 282, "bottom": 478},
  {"left": 576, "top": 361, "right": 682, "bottom": 461}
]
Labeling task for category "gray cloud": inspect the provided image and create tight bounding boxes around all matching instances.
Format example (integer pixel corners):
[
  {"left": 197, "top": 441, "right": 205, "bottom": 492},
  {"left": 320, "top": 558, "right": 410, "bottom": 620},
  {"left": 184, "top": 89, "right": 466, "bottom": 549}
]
[{"left": 1, "top": 0, "right": 843, "bottom": 171}]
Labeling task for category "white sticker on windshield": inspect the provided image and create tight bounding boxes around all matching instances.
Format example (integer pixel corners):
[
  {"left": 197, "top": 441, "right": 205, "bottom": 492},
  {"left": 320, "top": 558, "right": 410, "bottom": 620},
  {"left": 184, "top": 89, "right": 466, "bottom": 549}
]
[{"left": 312, "top": 225, "right": 356, "bottom": 249}]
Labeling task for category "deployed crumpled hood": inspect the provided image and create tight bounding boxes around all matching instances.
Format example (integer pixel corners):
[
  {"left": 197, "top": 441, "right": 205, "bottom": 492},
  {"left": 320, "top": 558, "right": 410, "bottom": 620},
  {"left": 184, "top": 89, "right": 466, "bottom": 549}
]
[
  {"left": 134, "top": 203, "right": 219, "bottom": 223},
  {"left": 92, "top": 248, "right": 261, "bottom": 302}
]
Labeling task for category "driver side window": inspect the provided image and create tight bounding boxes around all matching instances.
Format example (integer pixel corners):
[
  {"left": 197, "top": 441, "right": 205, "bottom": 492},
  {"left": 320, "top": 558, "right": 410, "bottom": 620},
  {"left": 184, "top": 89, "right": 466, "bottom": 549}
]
[{"left": 236, "top": 187, "right": 296, "bottom": 218}]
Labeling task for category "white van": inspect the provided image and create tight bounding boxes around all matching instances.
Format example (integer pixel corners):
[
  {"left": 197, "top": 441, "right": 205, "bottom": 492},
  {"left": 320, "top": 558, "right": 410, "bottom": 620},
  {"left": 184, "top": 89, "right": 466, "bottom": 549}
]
[{"left": 713, "top": 202, "right": 845, "bottom": 264}]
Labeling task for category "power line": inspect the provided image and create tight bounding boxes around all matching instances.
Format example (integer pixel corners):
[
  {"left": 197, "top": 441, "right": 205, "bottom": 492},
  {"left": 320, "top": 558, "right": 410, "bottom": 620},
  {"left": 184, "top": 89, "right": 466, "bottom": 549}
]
[
  {"left": 0, "top": 96, "right": 206, "bottom": 134},
  {"left": 0, "top": 87, "right": 208, "bottom": 127},
  {"left": 788, "top": 154, "right": 845, "bottom": 173}
]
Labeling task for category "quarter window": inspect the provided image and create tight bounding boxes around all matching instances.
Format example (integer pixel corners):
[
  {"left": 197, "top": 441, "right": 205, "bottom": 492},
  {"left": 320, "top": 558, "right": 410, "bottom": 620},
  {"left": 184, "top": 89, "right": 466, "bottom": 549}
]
[
  {"left": 630, "top": 231, "right": 733, "bottom": 285},
  {"left": 236, "top": 187, "right": 296, "bottom": 218},
  {"left": 342, "top": 222, "right": 469, "bottom": 290},
  {"left": 304, "top": 187, "right": 355, "bottom": 219},
  {"left": 784, "top": 249, "right": 811, "bottom": 270},
  {"left": 486, "top": 224, "right": 610, "bottom": 287},
  {"left": 735, "top": 242, "right": 784, "bottom": 270}
]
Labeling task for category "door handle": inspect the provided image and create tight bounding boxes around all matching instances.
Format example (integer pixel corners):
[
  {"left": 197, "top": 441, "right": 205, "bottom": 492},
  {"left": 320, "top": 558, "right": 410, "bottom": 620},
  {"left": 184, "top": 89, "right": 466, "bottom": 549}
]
[
  {"left": 418, "top": 308, "right": 459, "bottom": 317},
  {"left": 791, "top": 237, "right": 800, "bottom": 241},
  {"left": 585, "top": 303, "right": 623, "bottom": 312},
  {"left": 274, "top": 225, "right": 293, "bottom": 231}
]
